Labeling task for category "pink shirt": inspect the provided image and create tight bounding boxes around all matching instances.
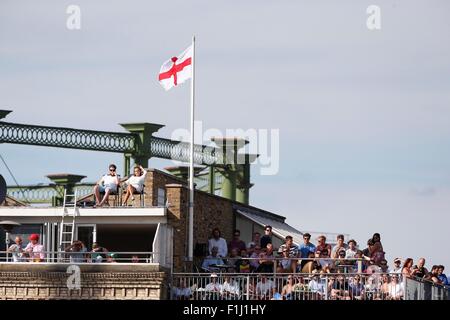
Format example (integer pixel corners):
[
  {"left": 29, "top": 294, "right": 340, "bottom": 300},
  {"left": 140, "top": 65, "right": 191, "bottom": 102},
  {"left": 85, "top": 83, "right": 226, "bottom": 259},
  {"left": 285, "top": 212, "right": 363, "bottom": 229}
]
[{"left": 25, "top": 243, "right": 45, "bottom": 261}]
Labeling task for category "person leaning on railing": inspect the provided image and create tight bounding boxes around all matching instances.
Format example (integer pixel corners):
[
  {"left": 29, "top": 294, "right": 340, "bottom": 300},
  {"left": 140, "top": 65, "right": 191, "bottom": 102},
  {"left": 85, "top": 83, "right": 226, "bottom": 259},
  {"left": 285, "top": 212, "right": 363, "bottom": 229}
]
[
  {"left": 90, "top": 242, "right": 109, "bottom": 263},
  {"left": 257, "top": 243, "right": 275, "bottom": 273},
  {"left": 7, "top": 236, "right": 25, "bottom": 262},
  {"left": 437, "top": 265, "right": 449, "bottom": 285},
  {"left": 122, "top": 165, "right": 147, "bottom": 206},
  {"left": 65, "top": 240, "right": 87, "bottom": 263},
  {"left": 424, "top": 265, "right": 443, "bottom": 284},
  {"left": 201, "top": 246, "right": 224, "bottom": 272},
  {"left": 277, "top": 248, "right": 293, "bottom": 273},
  {"left": 25, "top": 234, "right": 45, "bottom": 262},
  {"left": 277, "top": 235, "right": 299, "bottom": 273}
]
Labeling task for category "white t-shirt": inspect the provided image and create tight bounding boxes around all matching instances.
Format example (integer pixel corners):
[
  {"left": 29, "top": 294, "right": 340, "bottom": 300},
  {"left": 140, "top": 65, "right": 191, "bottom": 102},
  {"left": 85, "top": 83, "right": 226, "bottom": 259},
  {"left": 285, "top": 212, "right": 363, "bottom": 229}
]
[
  {"left": 8, "top": 244, "right": 24, "bottom": 262},
  {"left": 208, "top": 238, "right": 228, "bottom": 257},
  {"left": 222, "top": 282, "right": 240, "bottom": 295},
  {"left": 388, "top": 283, "right": 403, "bottom": 299},
  {"left": 205, "top": 282, "right": 222, "bottom": 292},
  {"left": 126, "top": 170, "right": 147, "bottom": 192},
  {"left": 101, "top": 174, "right": 118, "bottom": 190},
  {"left": 308, "top": 280, "right": 324, "bottom": 293},
  {"left": 345, "top": 248, "right": 357, "bottom": 259},
  {"left": 255, "top": 280, "right": 274, "bottom": 296}
]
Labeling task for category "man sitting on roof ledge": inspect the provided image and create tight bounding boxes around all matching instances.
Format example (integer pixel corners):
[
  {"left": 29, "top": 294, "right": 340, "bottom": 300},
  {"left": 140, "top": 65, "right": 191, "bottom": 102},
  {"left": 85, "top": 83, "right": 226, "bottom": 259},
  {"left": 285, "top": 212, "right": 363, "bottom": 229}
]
[{"left": 93, "top": 164, "right": 120, "bottom": 207}]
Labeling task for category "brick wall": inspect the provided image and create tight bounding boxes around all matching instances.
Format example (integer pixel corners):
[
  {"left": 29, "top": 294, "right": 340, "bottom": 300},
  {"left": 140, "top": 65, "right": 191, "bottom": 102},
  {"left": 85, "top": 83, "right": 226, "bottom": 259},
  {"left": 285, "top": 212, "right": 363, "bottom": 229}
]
[
  {"left": 0, "top": 271, "right": 167, "bottom": 300},
  {"left": 164, "top": 183, "right": 234, "bottom": 272}
]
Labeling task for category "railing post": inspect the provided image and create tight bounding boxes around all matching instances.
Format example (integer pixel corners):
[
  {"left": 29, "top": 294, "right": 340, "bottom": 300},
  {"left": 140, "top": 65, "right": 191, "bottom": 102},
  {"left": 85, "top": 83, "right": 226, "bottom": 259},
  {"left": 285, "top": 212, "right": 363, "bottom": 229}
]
[
  {"left": 246, "top": 275, "right": 250, "bottom": 301},
  {"left": 324, "top": 276, "right": 329, "bottom": 300}
]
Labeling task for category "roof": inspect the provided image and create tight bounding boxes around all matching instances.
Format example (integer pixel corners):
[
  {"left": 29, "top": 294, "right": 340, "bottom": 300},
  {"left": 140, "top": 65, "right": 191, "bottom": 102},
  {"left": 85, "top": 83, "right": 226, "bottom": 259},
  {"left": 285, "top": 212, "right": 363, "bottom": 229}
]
[
  {"left": 236, "top": 208, "right": 350, "bottom": 246},
  {"left": 236, "top": 209, "right": 304, "bottom": 245}
]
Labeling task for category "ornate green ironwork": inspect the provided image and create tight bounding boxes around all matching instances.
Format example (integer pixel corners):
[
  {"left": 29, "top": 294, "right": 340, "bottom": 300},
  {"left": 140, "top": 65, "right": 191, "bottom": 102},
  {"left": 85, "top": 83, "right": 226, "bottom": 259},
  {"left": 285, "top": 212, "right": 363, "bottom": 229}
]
[
  {"left": 0, "top": 121, "right": 223, "bottom": 165},
  {"left": 0, "top": 121, "right": 136, "bottom": 153},
  {"left": 7, "top": 184, "right": 94, "bottom": 204},
  {"left": 150, "top": 137, "right": 222, "bottom": 165}
]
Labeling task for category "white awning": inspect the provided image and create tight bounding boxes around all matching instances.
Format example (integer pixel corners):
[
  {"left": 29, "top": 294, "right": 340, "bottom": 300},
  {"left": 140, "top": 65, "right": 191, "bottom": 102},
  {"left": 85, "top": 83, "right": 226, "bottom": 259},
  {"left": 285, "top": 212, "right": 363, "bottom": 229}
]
[
  {"left": 236, "top": 209, "right": 349, "bottom": 246},
  {"left": 236, "top": 209, "right": 304, "bottom": 245}
]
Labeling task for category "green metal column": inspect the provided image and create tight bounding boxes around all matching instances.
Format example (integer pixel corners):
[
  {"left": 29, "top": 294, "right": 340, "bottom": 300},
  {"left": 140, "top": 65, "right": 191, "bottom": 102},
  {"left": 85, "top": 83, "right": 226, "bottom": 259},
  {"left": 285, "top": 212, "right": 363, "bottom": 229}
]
[
  {"left": 208, "top": 166, "right": 215, "bottom": 195},
  {"left": 236, "top": 163, "right": 249, "bottom": 205},
  {"left": 120, "top": 123, "right": 165, "bottom": 168},
  {"left": 123, "top": 154, "right": 131, "bottom": 178},
  {"left": 221, "top": 166, "right": 236, "bottom": 201},
  {"left": 46, "top": 174, "right": 86, "bottom": 207}
]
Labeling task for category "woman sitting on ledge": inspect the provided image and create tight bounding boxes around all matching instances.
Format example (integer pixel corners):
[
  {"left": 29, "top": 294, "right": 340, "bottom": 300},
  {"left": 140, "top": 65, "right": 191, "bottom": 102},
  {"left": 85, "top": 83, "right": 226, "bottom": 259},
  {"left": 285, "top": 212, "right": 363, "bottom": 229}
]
[{"left": 122, "top": 165, "right": 147, "bottom": 206}]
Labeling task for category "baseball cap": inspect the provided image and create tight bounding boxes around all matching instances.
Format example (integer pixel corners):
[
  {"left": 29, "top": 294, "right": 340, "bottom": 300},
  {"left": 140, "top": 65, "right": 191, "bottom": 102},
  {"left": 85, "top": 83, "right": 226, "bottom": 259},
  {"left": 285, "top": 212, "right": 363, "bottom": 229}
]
[{"left": 29, "top": 234, "right": 39, "bottom": 241}]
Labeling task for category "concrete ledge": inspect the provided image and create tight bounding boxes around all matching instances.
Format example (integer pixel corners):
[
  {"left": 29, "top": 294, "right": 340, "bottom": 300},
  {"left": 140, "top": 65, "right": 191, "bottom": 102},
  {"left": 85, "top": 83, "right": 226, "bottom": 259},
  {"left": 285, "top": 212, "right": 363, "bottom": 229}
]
[{"left": 0, "top": 262, "right": 166, "bottom": 273}]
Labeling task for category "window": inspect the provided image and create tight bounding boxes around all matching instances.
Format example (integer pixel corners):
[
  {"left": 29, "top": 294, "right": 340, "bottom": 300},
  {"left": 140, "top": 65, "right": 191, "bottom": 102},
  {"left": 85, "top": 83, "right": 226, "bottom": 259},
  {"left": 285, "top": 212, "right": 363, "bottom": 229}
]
[{"left": 157, "top": 188, "right": 166, "bottom": 206}]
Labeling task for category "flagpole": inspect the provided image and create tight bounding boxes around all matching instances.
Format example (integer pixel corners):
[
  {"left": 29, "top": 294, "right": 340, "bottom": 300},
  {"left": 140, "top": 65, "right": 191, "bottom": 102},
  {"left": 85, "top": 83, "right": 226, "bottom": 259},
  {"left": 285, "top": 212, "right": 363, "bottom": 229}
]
[{"left": 188, "top": 35, "right": 195, "bottom": 262}]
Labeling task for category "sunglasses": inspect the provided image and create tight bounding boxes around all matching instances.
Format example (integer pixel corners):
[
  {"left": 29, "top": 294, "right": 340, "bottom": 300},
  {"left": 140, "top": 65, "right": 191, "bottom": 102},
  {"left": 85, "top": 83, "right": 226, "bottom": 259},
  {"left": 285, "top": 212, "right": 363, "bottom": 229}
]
[{"left": 109, "top": 168, "right": 116, "bottom": 172}]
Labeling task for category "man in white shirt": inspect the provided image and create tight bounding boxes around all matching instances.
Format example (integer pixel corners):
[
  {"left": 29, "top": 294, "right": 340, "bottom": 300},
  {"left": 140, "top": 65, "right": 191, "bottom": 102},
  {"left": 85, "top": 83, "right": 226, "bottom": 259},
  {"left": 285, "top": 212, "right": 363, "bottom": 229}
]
[
  {"left": 94, "top": 164, "right": 120, "bottom": 207},
  {"left": 345, "top": 239, "right": 358, "bottom": 259},
  {"left": 204, "top": 274, "right": 222, "bottom": 300},
  {"left": 255, "top": 276, "right": 275, "bottom": 300},
  {"left": 392, "top": 258, "right": 403, "bottom": 273},
  {"left": 331, "top": 234, "right": 348, "bottom": 258},
  {"left": 308, "top": 275, "right": 325, "bottom": 297},
  {"left": 7, "top": 236, "right": 25, "bottom": 262},
  {"left": 208, "top": 228, "right": 228, "bottom": 258}
]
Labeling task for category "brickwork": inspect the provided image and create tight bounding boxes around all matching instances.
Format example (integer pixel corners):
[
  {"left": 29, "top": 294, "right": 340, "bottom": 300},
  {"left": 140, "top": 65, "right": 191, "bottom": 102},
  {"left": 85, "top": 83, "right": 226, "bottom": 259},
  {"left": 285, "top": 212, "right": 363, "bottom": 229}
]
[
  {"left": 165, "top": 183, "right": 234, "bottom": 271},
  {"left": 0, "top": 271, "right": 167, "bottom": 300}
]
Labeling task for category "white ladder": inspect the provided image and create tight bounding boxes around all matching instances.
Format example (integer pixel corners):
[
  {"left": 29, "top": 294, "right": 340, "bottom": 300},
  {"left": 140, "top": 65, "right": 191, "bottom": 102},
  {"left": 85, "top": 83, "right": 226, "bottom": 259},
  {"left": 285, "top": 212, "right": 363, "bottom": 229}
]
[{"left": 59, "top": 189, "right": 77, "bottom": 251}]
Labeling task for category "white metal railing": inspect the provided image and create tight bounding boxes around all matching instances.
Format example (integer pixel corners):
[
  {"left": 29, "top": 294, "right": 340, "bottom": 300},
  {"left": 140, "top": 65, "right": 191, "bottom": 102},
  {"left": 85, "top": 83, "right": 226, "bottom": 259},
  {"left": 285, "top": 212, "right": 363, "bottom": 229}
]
[
  {"left": 170, "top": 272, "right": 450, "bottom": 300},
  {"left": 404, "top": 276, "right": 450, "bottom": 300},
  {"left": 0, "top": 251, "right": 159, "bottom": 264},
  {"left": 198, "top": 257, "right": 364, "bottom": 274}
]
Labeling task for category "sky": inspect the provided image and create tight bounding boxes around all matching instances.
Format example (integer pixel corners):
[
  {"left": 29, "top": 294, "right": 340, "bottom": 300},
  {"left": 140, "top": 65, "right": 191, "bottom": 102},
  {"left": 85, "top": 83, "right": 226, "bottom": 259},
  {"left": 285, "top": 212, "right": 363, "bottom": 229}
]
[{"left": 1, "top": 0, "right": 449, "bottom": 269}]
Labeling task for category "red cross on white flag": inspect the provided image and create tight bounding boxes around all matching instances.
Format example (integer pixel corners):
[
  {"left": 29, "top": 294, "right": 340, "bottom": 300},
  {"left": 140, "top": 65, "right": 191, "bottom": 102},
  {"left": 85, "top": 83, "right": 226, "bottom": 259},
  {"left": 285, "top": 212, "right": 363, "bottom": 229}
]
[{"left": 158, "top": 45, "right": 193, "bottom": 91}]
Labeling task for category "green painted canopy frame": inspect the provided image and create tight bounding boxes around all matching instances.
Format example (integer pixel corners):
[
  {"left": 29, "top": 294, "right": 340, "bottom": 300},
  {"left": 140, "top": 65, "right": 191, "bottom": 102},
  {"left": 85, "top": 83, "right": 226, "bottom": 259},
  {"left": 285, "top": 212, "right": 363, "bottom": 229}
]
[{"left": 0, "top": 110, "right": 253, "bottom": 204}]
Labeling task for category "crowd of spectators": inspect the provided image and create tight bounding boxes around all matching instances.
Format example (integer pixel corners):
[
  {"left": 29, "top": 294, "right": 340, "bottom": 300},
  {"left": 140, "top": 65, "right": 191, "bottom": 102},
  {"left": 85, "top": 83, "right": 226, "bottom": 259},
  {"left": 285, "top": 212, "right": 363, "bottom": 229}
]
[
  {"left": 170, "top": 227, "right": 449, "bottom": 300},
  {"left": 196, "top": 226, "right": 449, "bottom": 300}
]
